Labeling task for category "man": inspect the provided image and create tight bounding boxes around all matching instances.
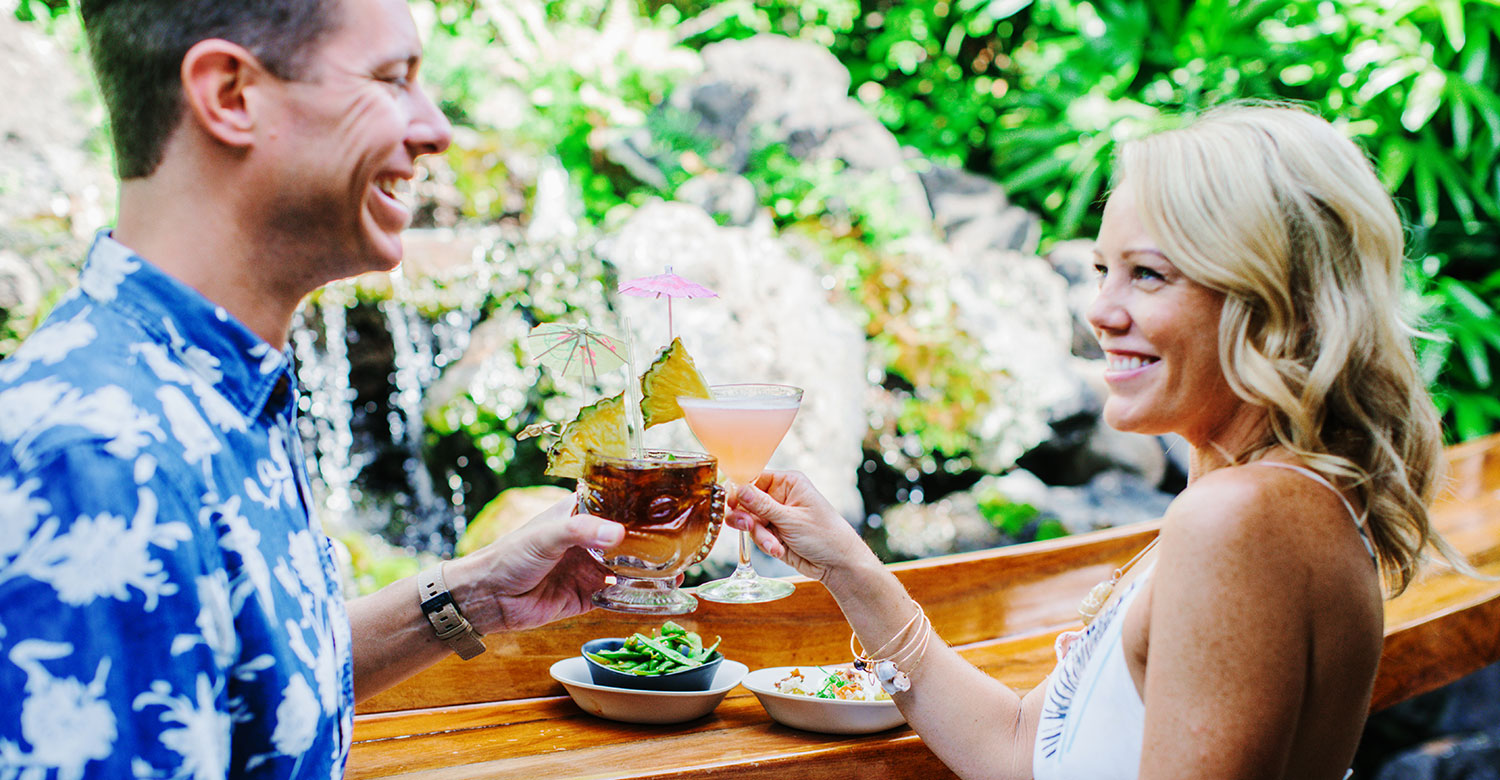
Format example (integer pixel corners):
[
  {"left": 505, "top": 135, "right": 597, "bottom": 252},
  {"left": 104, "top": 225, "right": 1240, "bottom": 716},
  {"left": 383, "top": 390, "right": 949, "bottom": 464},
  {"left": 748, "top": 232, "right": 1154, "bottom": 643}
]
[{"left": 0, "top": 0, "right": 623, "bottom": 777}]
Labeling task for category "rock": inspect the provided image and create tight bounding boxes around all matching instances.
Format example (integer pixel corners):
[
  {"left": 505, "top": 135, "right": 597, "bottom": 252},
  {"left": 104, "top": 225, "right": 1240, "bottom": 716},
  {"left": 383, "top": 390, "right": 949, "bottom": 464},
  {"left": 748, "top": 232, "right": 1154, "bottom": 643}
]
[
  {"left": 1021, "top": 413, "right": 1168, "bottom": 489},
  {"left": 457, "top": 485, "right": 573, "bottom": 556},
  {"left": 675, "top": 172, "right": 763, "bottom": 228},
  {"left": 935, "top": 240, "right": 1092, "bottom": 473},
  {"left": 0, "top": 14, "right": 112, "bottom": 339},
  {"left": 880, "top": 493, "right": 1004, "bottom": 560},
  {"left": 917, "top": 161, "right": 1040, "bottom": 256},
  {"left": 1360, "top": 661, "right": 1500, "bottom": 777},
  {"left": 666, "top": 35, "right": 933, "bottom": 226},
  {"left": 0, "top": 14, "right": 111, "bottom": 234},
  {"left": 606, "top": 201, "right": 869, "bottom": 524},
  {"left": 1373, "top": 730, "right": 1500, "bottom": 780},
  {"left": 979, "top": 468, "right": 1174, "bottom": 535},
  {"left": 1045, "top": 239, "right": 1105, "bottom": 360}
]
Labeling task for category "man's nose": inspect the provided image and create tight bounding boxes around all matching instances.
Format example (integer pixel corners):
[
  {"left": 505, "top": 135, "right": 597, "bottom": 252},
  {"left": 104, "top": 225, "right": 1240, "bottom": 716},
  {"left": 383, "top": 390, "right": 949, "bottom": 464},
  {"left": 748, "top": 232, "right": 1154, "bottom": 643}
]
[{"left": 409, "top": 83, "right": 454, "bottom": 157}]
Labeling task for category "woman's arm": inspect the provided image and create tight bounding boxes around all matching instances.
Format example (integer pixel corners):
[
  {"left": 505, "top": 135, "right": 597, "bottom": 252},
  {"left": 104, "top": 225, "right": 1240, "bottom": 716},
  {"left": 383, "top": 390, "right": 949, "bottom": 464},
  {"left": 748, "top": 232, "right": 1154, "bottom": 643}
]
[
  {"left": 735, "top": 474, "right": 1045, "bottom": 780},
  {"left": 1138, "top": 470, "right": 1376, "bottom": 779},
  {"left": 347, "top": 500, "right": 623, "bottom": 702}
]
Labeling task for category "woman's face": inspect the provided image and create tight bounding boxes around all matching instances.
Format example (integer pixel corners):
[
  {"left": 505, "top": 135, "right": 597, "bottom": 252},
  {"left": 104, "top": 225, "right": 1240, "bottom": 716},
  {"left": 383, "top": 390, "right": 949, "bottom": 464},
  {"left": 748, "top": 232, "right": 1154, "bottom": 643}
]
[{"left": 1087, "top": 187, "right": 1247, "bottom": 446}]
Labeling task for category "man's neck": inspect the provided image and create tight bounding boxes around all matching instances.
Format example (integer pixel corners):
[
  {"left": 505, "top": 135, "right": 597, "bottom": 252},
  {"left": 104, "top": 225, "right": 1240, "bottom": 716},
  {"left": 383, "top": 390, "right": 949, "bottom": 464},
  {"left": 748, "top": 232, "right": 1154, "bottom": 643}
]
[{"left": 114, "top": 168, "right": 306, "bottom": 350}]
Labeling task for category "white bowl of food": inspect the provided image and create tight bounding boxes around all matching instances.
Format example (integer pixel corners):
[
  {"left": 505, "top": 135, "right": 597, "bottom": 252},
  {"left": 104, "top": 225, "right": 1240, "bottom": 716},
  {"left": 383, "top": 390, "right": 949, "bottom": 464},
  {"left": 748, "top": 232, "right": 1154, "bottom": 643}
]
[
  {"left": 742, "top": 665, "right": 907, "bottom": 735},
  {"left": 549, "top": 656, "right": 748, "bottom": 725}
]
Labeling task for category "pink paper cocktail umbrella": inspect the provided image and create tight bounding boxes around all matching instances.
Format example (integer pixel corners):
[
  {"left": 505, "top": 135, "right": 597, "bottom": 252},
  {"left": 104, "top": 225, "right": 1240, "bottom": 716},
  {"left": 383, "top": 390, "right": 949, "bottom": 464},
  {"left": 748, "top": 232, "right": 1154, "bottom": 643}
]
[{"left": 618, "top": 266, "right": 718, "bottom": 341}]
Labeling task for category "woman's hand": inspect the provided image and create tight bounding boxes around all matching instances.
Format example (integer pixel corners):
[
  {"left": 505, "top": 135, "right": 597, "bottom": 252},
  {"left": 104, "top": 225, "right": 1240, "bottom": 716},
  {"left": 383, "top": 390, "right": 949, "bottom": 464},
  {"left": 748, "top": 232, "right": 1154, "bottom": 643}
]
[
  {"left": 454, "top": 498, "right": 624, "bottom": 634},
  {"left": 729, "top": 470, "right": 874, "bottom": 581}
]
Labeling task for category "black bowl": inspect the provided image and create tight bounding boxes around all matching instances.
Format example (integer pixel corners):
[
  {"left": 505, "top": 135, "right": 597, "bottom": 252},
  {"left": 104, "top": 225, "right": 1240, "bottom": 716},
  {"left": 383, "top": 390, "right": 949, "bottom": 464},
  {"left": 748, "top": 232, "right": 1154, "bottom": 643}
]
[{"left": 581, "top": 638, "right": 724, "bottom": 692}]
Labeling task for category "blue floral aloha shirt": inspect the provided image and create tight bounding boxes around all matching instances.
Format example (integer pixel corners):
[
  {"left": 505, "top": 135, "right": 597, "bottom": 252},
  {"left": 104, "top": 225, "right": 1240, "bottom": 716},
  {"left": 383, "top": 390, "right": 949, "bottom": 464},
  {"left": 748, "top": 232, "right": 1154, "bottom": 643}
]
[{"left": 0, "top": 233, "right": 354, "bottom": 779}]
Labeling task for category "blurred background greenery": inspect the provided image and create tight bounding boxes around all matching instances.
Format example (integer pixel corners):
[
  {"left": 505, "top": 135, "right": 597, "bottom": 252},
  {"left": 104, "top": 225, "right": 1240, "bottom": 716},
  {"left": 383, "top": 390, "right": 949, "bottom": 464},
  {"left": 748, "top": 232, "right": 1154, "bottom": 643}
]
[
  {"left": 407, "top": 0, "right": 1498, "bottom": 442},
  {"left": 7, "top": 0, "right": 1500, "bottom": 540}
]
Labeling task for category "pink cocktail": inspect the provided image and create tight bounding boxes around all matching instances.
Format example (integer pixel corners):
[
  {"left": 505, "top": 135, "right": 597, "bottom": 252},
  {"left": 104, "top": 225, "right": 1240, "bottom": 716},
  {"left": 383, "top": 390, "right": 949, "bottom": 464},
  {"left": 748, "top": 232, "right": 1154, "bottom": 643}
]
[{"left": 679, "top": 383, "right": 802, "bottom": 603}]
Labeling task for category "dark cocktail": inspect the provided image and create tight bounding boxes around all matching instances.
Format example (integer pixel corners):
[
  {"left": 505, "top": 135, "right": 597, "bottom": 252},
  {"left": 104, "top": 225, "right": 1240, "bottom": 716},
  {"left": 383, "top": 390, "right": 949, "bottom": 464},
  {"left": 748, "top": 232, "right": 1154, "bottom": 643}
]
[{"left": 579, "top": 450, "right": 724, "bottom": 614}]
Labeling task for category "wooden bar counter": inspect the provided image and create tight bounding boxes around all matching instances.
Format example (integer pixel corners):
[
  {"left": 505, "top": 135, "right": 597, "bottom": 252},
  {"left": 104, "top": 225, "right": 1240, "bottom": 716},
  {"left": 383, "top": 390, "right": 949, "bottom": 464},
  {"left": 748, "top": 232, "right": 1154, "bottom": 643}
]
[{"left": 348, "top": 436, "right": 1500, "bottom": 779}]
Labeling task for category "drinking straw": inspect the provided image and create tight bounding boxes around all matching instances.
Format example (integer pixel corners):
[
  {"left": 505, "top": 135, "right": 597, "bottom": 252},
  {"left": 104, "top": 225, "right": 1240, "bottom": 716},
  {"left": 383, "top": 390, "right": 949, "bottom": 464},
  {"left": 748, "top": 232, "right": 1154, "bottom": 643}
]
[{"left": 622, "top": 317, "right": 645, "bottom": 457}]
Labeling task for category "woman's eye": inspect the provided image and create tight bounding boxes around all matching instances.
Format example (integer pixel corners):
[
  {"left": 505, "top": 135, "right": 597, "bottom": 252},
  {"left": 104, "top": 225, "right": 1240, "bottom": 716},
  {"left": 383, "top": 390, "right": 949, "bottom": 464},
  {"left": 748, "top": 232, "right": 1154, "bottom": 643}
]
[{"left": 1132, "top": 266, "right": 1165, "bottom": 282}]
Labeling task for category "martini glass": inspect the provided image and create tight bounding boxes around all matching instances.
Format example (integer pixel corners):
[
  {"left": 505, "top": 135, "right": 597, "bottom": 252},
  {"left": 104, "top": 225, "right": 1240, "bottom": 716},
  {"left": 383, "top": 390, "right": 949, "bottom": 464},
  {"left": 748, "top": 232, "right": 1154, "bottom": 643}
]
[{"left": 678, "top": 383, "right": 802, "bottom": 603}]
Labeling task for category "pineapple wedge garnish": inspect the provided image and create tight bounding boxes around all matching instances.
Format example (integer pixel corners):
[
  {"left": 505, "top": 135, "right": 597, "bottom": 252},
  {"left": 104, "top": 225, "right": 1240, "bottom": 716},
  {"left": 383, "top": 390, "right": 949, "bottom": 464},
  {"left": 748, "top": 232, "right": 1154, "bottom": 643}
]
[
  {"left": 544, "top": 392, "right": 629, "bottom": 479},
  {"left": 639, "top": 338, "right": 712, "bottom": 428}
]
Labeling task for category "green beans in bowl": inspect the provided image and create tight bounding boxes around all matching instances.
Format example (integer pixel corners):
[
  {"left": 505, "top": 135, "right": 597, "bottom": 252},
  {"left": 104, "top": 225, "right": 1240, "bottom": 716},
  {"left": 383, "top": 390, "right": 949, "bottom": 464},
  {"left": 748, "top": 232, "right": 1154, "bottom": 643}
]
[{"left": 582, "top": 622, "right": 724, "bottom": 691}]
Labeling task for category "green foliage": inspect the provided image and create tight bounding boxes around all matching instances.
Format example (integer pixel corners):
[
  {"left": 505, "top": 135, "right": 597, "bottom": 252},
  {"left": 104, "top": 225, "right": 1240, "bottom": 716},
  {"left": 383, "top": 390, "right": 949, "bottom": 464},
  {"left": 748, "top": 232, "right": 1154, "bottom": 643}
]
[
  {"left": 976, "top": 489, "right": 1038, "bottom": 535},
  {"left": 12, "top": 0, "right": 69, "bottom": 23},
  {"left": 975, "top": 487, "right": 1067, "bottom": 542},
  {"left": 689, "top": 0, "right": 1500, "bottom": 244},
  {"left": 1410, "top": 242, "right": 1500, "bottom": 441},
  {"left": 421, "top": 0, "right": 699, "bottom": 224},
  {"left": 683, "top": 0, "right": 1500, "bottom": 442}
]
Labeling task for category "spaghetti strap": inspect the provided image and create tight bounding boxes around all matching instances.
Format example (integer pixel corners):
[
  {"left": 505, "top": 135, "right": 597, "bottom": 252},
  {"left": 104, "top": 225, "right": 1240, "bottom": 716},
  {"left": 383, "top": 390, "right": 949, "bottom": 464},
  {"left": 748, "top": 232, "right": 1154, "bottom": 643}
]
[{"left": 1252, "top": 461, "right": 1377, "bottom": 564}]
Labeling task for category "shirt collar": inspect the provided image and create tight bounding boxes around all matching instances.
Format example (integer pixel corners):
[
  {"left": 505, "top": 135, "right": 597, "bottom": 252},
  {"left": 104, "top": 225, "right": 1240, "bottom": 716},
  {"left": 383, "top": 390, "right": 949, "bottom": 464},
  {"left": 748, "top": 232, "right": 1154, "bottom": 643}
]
[{"left": 80, "top": 231, "right": 295, "bottom": 419}]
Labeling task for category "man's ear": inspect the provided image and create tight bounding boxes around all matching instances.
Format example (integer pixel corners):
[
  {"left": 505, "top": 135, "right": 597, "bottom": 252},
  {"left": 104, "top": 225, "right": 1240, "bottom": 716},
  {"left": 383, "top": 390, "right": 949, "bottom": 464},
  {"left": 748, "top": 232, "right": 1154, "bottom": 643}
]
[{"left": 179, "top": 39, "right": 267, "bottom": 149}]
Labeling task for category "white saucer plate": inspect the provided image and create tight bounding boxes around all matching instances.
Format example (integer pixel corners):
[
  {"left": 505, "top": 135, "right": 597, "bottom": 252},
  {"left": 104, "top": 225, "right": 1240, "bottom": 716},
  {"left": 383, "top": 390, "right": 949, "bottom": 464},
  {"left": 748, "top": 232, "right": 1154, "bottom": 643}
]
[
  {"left": 741, "top": 665, "right": 907, "bottom": 735},
  {"left": 549, "top": 656, "right": 748, "bottom": 725}
]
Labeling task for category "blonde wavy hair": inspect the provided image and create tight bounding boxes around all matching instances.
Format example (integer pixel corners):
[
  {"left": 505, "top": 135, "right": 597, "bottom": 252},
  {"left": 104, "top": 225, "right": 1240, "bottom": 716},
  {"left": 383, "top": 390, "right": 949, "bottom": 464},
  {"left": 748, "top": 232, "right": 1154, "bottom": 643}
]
[{"left": 1117, "top": 102, "right": 1455, "bottom": 596}]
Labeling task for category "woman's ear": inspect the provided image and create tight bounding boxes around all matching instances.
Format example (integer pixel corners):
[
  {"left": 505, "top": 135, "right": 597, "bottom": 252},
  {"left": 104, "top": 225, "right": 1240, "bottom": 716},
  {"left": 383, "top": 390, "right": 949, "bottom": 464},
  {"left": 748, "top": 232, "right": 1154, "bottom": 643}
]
[{"left": 178, "top": 38, "right": 266, "bottom": 150}]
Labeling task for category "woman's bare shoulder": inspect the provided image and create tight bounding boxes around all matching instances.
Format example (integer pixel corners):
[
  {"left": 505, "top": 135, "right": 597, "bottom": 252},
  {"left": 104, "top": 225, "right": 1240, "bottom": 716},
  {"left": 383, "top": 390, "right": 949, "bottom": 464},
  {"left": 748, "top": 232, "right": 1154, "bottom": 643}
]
[{"left": 1159, "top": 463, "right": 1363, "bottom": 578}]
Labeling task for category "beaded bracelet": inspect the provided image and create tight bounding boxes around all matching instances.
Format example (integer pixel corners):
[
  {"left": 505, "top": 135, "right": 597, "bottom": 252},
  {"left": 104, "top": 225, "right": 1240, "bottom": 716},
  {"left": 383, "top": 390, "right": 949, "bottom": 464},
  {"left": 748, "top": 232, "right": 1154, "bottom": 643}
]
[{"left": 850, "top": 601, "right": 933, "bottom": 695}]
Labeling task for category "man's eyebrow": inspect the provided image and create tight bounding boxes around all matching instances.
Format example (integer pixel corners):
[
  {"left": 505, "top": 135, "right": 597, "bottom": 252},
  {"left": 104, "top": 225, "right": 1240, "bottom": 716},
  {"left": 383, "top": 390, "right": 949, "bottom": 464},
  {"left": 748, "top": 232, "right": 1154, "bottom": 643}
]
[{"left": 375, "top": 51, "right": 421, "bottom": 69}]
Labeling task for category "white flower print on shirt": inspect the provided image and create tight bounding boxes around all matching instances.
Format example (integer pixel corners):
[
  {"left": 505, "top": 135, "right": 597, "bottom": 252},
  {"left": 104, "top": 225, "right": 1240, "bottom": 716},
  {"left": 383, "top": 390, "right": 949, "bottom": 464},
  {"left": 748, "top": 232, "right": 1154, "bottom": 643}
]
[
  {"left": 23, "top": 487, "right": 189, "bottom": 610},
  {"left": 161, "top": 319, "right": 222, "bottom": 387},
  {"left": 158, "top": 385, "right": 221, "bottom": 467},
  {"left": 132, "top": 674, "right": 230, "bottom": 780},
  {"left": 0, "top": 379, "right": 165, "bottom": 470},
  {"left": 244, "top": 427, "right": 297, "bottom": 511},
  {"left": 207, "top": 496, "right": 275, "bottom": 618},
  {"left": 2, "top": 640, "right": 117, "bottom": 780},
  {"left": 274, "top": 532, "right": 338, "bottom": 716},
  {"left": 0, "top": 310, "right": 98, "bottom": 384},
  {"left": 247, "top": 343, "right": 285, "bottom": 377},
  {"left": 267, "top": 674, "right": 318, "bottom": 761},
  {"left": 0, "top": 477, "right": 48, "bottom": 561},
  {"left": 133, "top": 343, "right": 248, "bottom": 435},
  {"left": 78, "top": 239, "right": 140, "bottom": 303},
  {"left": 170, "top": 572, "right": 238, "bottom": 669}
]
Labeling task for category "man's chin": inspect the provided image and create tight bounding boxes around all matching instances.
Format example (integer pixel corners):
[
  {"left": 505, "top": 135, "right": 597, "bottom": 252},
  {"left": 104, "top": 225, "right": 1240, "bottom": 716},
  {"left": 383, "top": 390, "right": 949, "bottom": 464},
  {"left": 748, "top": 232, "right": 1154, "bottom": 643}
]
[{"left": 361, "top": 230, "right": 407, "bottom": 276}]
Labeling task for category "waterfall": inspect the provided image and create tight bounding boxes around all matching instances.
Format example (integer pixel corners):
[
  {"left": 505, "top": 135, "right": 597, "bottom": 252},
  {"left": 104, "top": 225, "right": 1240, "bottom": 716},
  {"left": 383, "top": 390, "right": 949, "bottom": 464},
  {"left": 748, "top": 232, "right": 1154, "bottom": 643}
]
[
  {"left": 381, "top": 272, "right": 453, "bottom": 550},
  {"left": 291, "top": 283, "right": 362, "bottom": 530}
]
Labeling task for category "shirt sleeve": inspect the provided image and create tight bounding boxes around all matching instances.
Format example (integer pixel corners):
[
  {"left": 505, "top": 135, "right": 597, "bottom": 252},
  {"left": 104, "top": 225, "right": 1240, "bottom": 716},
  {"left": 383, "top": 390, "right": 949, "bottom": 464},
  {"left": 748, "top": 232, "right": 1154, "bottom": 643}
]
[{"left": 0, "top": 443, "right": 231, "bottom": 780}]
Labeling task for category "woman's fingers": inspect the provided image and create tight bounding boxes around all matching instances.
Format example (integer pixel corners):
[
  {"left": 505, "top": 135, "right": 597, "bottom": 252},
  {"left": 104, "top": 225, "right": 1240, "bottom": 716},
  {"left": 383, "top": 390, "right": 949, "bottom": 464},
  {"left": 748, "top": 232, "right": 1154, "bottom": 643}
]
[{"left": 750, "top": 522, "right": 785, "bottom": 558}]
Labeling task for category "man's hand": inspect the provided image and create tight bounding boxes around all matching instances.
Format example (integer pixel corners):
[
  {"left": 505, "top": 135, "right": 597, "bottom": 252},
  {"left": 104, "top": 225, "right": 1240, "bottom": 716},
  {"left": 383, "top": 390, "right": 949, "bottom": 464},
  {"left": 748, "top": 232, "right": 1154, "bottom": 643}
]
[{"left": 453, "top": 499, "right": 624, "bottom": 634}]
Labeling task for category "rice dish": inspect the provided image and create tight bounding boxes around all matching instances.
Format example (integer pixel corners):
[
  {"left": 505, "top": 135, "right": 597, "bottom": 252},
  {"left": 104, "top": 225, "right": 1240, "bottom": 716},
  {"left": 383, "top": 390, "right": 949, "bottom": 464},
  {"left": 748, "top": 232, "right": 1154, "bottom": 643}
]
[{"left": 774, "top": 666, "right": 892, "bottom": 701}]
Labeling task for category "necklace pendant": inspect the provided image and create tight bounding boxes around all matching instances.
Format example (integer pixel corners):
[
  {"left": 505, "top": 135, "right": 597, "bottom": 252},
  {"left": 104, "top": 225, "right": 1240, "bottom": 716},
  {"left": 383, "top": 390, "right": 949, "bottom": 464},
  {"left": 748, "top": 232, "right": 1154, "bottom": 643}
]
[{"left": 1078, "top": 579, "right": 1116, "bottom": 625}]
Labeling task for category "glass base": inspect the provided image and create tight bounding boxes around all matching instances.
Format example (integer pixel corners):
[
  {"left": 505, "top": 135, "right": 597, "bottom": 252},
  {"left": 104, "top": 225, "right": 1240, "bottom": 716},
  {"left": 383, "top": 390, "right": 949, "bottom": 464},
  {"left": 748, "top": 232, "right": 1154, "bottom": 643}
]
[
  {"left": 591, "top": 577, "right": 699, "bottom": 615},
  {"left": 695, "top": 570, "right": 795, "bottom": 604}
]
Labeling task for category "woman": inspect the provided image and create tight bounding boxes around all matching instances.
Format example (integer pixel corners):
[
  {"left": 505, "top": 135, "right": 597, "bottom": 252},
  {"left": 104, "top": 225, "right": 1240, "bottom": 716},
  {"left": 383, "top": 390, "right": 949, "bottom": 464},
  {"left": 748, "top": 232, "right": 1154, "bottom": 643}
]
[{"left": 729, "top": 104, "right": 1461, "bottom": 779}]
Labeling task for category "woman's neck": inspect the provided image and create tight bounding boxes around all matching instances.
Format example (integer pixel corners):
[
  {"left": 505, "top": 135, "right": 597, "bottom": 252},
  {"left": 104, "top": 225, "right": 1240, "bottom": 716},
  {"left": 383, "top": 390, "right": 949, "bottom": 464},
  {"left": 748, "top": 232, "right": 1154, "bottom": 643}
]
[{"left": 1185, "top": 404, "right": 1275, "bottom": 482}]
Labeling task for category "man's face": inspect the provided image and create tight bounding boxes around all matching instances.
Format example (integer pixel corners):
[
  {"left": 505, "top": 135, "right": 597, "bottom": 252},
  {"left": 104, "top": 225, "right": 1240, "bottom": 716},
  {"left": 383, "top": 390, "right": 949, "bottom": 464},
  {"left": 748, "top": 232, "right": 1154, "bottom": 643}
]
[{"left": 256, "top": 0, "right": 452, "bottom": 285}]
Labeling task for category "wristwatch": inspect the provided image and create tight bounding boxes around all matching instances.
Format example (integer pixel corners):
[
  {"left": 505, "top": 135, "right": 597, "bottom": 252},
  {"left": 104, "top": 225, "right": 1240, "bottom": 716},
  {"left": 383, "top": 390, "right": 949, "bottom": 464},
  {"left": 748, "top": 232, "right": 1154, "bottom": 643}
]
[{"left": 417, "top": 563, "right": 487, "bottom": 660}]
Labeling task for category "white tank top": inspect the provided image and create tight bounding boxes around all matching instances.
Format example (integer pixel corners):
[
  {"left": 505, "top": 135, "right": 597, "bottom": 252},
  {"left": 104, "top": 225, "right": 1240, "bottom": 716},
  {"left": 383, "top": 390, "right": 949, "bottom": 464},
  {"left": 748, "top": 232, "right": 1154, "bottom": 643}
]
[{"left": 1031, "top": 462, "right": 1373, "bottom": 779}]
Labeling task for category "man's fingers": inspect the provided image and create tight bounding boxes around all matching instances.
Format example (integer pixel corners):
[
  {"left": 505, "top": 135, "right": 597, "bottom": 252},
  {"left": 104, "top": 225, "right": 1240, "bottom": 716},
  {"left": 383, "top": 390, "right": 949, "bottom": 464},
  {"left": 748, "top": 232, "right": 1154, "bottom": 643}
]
[{"left": 523, "top": 512, "right": 624, "bottom": 562}]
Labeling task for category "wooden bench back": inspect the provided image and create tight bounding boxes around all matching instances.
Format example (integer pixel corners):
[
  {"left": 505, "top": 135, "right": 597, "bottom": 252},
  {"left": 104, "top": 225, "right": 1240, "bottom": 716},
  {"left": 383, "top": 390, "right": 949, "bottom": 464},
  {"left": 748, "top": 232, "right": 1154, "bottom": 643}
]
[{"left": 357, "top": 434, "right": 1500, "bottom": 715}]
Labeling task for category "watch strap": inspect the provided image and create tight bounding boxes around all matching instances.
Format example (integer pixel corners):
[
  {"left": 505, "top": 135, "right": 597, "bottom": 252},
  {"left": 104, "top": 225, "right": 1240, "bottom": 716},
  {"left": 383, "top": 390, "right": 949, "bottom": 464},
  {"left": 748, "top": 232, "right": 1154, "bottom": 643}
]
[{"left": 418, "top": 563, "right": 486, "bottom": 660}]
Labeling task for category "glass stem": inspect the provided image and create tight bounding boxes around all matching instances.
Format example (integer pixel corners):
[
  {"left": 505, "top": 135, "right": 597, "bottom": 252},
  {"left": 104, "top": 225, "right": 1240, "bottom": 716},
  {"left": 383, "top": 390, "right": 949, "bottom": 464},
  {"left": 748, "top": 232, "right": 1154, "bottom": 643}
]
[{"left": 737, "top": 529, "right": 755, "bottom": 569}]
